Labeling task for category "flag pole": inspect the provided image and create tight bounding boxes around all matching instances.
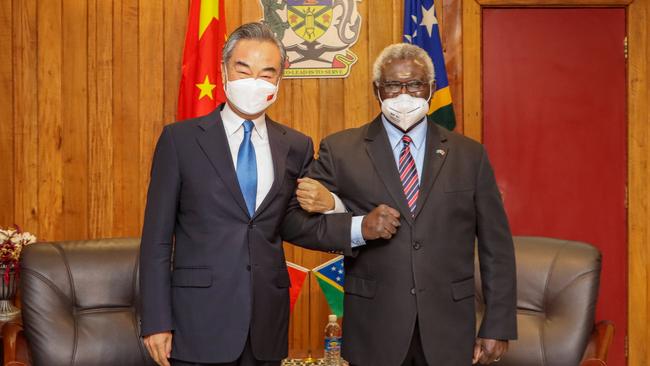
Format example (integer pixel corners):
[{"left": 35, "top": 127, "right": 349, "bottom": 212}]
[{"left": 304, "top": 270, "right": 315, "bottom": 363}]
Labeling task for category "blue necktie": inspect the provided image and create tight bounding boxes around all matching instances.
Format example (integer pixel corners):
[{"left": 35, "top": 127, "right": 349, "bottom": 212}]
[{"left": 236, "top": 120, "right": 257, "bottom": 217}]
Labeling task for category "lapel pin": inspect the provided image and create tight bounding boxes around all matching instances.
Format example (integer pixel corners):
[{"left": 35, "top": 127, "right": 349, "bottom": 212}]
[{"left": 436, "top": 149, "right": 446, "bottom": 156}]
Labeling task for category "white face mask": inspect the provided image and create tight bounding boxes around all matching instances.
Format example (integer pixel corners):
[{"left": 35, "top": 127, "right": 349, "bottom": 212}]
[
  {"left": 379, "top": 92, "right": 430, "bottom": 132},
  {"left": 224, "top": 69, "right": 280, "bottom": 116}
]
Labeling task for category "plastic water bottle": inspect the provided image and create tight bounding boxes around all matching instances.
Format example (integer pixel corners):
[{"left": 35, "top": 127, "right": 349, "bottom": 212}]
[{"left": 324, "top": 314, "right": 342, "bottom": 365}]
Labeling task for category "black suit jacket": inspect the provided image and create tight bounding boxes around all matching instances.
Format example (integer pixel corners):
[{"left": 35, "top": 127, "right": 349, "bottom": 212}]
[
  {"left": 283, "top": 116, "right": 517, "bottom": 366},
  {"left": 139, "top": 106, "right": 317, "bottom": 363}
]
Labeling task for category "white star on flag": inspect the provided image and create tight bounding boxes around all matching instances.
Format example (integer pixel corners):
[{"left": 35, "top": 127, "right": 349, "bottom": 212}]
[{"left": 420, "top": 4, "right": 438, "bottom": 38}]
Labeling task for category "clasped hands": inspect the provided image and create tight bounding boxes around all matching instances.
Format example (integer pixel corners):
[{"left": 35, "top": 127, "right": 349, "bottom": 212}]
[{"left": 296, "top": 178, "right": 400, "bottom": 240}]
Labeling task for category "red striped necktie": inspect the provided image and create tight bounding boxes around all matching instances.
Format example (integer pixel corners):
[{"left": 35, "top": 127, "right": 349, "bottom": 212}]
[{"left": 398, "top": 135, "right": 419, "bottom": 216}]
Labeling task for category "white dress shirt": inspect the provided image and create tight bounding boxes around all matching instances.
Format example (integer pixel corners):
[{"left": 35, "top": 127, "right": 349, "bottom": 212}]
[{"left": 221, "top": 103, "right": 274, "bottom": 211}]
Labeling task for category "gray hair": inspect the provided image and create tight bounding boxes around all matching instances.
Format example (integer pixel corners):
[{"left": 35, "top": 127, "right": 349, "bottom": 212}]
[
  {"left": 222, "top": 22, "right": 287, "bottom": 73},
  {"left": 372, "top": 43, "right": 435, "bottom": 84}
]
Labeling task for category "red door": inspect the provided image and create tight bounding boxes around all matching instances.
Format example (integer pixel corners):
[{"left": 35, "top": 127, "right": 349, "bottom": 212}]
[{"left": 482, "top": 8, "right": 627, "bottom": 365}]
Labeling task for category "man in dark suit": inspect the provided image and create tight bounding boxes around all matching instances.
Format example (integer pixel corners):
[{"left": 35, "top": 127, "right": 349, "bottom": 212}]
[
  {"left": 138, "top": 23, "right": 363, "bottom": 366},
  {"left": 283, "top": 43, "right": 517, "bottom": 366}
]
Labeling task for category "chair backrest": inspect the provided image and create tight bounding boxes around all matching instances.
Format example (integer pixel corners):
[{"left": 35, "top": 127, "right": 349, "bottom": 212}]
[
  {"left": 475, "top": 236, "right": 602, "bottom": 366},
  {"left": 20, "top": 238, "right": 154, "bottom": 366}
]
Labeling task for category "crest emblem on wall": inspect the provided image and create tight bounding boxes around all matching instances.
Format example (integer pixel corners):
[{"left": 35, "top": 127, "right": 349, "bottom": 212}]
[{"left": 259, "top": 0, "right": 362, "bottom": 78}]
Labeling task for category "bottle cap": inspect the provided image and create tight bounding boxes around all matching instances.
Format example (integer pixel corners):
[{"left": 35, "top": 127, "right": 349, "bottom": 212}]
[{"left": 328, "top": 314, "right": 337, "bottom": 322}]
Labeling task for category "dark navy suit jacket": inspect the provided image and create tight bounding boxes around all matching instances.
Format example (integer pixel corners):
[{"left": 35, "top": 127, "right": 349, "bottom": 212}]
[{"left": 139, "top": 106, "right": 348, "bottom": 363}]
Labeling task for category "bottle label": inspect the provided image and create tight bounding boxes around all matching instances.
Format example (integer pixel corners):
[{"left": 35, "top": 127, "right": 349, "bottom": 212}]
[{"left": 325, "top": 337, "right": 342, "bottom": 351}]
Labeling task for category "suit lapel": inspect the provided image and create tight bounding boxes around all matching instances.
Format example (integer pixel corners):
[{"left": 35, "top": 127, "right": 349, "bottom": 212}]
[
  {"left": 252, "top": 118, "right": 289, "bottom": 219},
  {"left": 413, "top": 122, "right": 449, "bottom": 218},
  {"left": 365, "top": 116, "right": 415, "bottom": 226},
  {"left": 196, "top": 108, "right": 250, "bottom": 218}
]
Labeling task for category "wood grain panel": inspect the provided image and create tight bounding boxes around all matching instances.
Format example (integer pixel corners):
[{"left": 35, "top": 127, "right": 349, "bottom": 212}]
[
  {"left": 112, "top": 0, "right": 141, "bottom": 237},
  {"left": 462, "top": 0, "right": 482, "bottom": 141},
  {"left": 367, "top": 0, "right": 393, "bottom": 119},
  {"left": 442, "top": 0, "right": 462, "bottom": 131},
  {"left": 88, "top": 0, "right": 114, "bottom": 239},
  {"left": 343, "top": 0, "right": 370, "bottom": 129},
  {"left": 628, "top": 0, "right": 649, "bottom": 363},
  {"left": 12, "top": 0, "right": 38, "bottom": 233},
  {"left": 62, "top": 0, "right": 88, "bottom": 239},
  {"left": 163, "top": 1, "right": 187, "bottom": 124},
  {"left": 138, "top": 0, "right": 165, "bottom": 239},
  {"left": 0, "top": 0, "right": 14, "bottom": 227},
  {"left": 37, "top": 0, "right": 64, "bottom": 241}
]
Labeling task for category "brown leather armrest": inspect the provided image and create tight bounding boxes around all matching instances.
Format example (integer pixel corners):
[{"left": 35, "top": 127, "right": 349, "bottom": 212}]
[
  {"left": 2, "top": 321, "right": 31, "bottom": 366},
  {"left": 580, "top": 320, "right": 615, "bottom": 366}
]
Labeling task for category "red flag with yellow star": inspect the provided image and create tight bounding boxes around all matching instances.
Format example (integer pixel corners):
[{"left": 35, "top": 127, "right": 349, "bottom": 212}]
[{"left": 177, "top": 0, "right": 227, "bottom": 120}]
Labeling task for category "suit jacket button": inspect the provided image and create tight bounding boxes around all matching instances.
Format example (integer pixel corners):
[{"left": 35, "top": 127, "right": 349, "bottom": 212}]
[
  {"left": 246, "top": 265, "right": 251, "bottom": 271},
  {"left": 413, "top": 241, "right": 421, "bottom": 250},
  {"left": 248, "top": 223, "right": 255, "bottom": 229},
  {"left": 410, "top": 288, "right": 416, "bottom": 295}
]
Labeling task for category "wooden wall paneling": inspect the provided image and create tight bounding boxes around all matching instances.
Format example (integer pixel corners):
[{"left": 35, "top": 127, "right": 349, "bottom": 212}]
[
  {"left": 318, "top": 79, "right": 345, "bottom": 138},
  {"left": 225, "top": 0, "right": 241, "bottom": 32},
  {"left": 240, "top": 0, "right": 262, "bottom": 23},
  {"left": 343, "top": 0, "right": 369, "bottom": 129},
  {"left": 163, "top": 1, "right": 188, "bottom": 125},
  {"left": 627, "top": 0, "right": 649, "bottom": 363},
  {"left": 441, "top": 0, "right": 462, "bottom": 131},
  {"left": 479, "top": 0, "right": 632, "bottom": 4},
  {"left": 138, "top": 0, "right": 165, "bottom": 238},
  {"left": 291, "top": 80, "right": 319, "bottom": 142},
  {"left": 295, "top": 78, "right": 325, "bottom": 355},
  {"left": 12, "top": 0, "right": 38, "bottom": 234},
  {"left": 367, "top": 0, "right": 393, "bottom": 119},
  {"left": 62, "top": 0, "right": 89, "bottom": 240},
  {"left": 462, "top": 0, "right": 481, "bottom": 141},
  {"left": 0, "top": 0, "right": 14, "bottom": 227},
  {"left": 37, "top": 0, "right": 64, "bottom": 241},
  {"left": 88, "top": 0, "right": 114, "bottom": 239},
  {"left": 112, "top": 0, "right": 141, "bottom": 237},
  {"left": 393, "top": 0, "right": 404, "bottom": 43}
]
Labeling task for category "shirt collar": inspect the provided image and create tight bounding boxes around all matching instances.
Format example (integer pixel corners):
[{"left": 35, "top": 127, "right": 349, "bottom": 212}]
[
  {"left": 221, "top": 103, "right": 268, "bottom": 140},
  {"left": 381, "top": 115, "right": 428, "bottom": 152}
]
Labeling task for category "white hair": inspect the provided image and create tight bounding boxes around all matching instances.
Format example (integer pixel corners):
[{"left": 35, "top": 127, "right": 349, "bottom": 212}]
[{"left": 372, "top": 43, "right": 435, "bottom": 84}]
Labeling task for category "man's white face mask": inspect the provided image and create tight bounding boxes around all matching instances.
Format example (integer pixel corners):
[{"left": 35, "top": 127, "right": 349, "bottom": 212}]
[
  {"left": 224, "top": 68, "right": 280, "bottom": 115},
  {"left": 378, "top": 85, "right": 432, "bottom": 132}
]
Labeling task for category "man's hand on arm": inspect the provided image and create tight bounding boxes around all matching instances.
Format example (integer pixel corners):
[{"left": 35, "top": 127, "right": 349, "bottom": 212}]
[
  {"left": 361, "top": 204, "right": 401, "bottom": 240},
  {"left": 473, "top": 338, "right": 508, "bottom": 365},
  {"left": 144, "top": 331, "right": 172, "bottom": 366},
  {"left": 296, "top": 177, "right": 335, "bottom": 213}
]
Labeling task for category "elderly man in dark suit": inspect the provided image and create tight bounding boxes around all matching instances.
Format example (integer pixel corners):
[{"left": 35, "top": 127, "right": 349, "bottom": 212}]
[{"left": 283, "top": 43, "right": 517, "bottom": 366}]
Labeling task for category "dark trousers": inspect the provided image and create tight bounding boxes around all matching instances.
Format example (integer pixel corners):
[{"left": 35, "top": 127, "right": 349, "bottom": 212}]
[
  {"left": 350, "top": 320, "right": 428, "bottom": 366},
  {"left": 400, "top": 320, "right": 428, "bottom": 366},
  {"left": 171, "top": 336, "right": 281, "bottom": 366}
]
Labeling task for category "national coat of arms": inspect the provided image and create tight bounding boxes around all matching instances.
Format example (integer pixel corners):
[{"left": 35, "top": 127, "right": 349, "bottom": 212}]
[{"left": 260, "top": 0, "right": 362, "bottom": 78}]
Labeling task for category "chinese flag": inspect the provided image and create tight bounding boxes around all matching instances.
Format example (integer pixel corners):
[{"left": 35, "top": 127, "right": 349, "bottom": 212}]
[
  {"left": 286, "top": 261, "right": 309, "bottom": 313},
  {"left": 177, "top": 0, "right": 227, "bottom": 120}
]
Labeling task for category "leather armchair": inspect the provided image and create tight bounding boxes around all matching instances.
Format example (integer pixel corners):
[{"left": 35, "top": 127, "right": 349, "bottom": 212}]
[
  {"left": 476, "top": 236, "right": 614, "bottom": 366},
  {"left": 3, "top": 238, "right": 155, "bottom": 366}
]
